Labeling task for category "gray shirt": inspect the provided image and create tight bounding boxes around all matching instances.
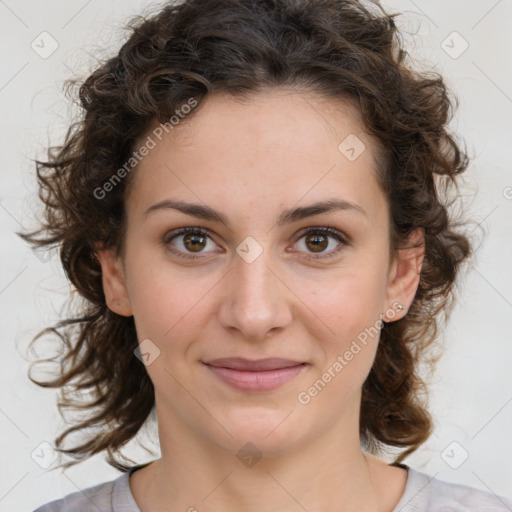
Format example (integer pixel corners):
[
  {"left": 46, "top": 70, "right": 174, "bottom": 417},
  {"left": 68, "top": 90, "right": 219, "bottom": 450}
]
[{"left": 32, "top": 463, "right": 512, "bottom": 511}]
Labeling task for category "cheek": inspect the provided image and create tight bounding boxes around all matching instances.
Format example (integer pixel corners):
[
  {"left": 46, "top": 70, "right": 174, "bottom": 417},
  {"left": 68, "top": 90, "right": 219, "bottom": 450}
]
[
  {"left": 305, "top": 267, "right": 387, "bottom": 339},
  {"left": 301, "top": 287, "right": 381, "bottom": 406},
  {"left": 124, "top": 255, "right": 216, "bottom": 343},
  {"left": 301, "top": 265, "right": 386, "bottom": 385}
]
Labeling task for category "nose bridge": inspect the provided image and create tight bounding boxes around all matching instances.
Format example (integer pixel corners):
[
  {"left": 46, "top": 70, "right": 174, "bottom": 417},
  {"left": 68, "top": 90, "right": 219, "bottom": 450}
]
[
  {"left": 219, "top": 239, "right": 292, "bottom": 340},
  {"left": 236, "top": 247, "right": 276, "bottom": 300}
]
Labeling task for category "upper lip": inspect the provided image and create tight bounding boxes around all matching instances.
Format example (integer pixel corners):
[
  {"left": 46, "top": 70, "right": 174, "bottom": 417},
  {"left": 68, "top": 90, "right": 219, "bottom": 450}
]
[{"left": 204, "top": 357, "right": 306, "bottom": 371}]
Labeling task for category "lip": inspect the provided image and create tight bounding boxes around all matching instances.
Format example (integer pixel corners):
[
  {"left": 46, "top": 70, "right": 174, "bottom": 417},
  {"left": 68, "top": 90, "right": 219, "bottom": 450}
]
[
  {"left": 203, "top": 358, "right": 308, "bottom": 392},
  {"left": 204, "top": 357, "right": 305, "bottom": 371}
]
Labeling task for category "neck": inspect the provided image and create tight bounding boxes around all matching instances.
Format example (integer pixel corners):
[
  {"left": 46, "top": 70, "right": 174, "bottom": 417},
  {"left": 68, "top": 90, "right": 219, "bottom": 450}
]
[{"left": 132, "top": 403, "right": 405, "bottom": 512}]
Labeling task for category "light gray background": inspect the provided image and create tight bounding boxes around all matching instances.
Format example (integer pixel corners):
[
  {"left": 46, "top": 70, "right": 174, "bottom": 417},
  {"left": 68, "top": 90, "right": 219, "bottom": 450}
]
[{"left": 1, "top": 1, "right": 511, "bottom": 511}]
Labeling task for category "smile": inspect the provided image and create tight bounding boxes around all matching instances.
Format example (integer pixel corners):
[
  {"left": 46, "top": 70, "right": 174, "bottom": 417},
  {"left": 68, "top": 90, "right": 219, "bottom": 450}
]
[{"left": 203, "top": 359, "right": 308, "bottom": 392}]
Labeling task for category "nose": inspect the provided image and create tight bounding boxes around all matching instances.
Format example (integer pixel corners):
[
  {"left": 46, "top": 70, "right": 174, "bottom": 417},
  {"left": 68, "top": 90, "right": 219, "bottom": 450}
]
[{"left": 217, "top": 244, "right": 293, "bottom": 342}]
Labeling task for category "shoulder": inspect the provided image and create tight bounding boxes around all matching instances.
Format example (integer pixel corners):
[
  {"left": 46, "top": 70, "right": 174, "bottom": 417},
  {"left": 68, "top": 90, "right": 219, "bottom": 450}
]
[
  {"left": 397, "top": 466, "right": 512, "bottom": 512},
  {"left": 427, "top": 474, "right": 512, "bottom": 511},
  {"left": 31, "top": 472, "right": 128, "bottom": 512}
]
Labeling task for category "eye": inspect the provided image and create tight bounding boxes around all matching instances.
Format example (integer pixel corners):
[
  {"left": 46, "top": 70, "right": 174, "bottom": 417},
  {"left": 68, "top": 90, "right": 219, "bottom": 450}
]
[
  {"left": 163, "top": 227, "right": 219, "bottom": 259},
  {"left": 163, "top": 226, "right": 349, "bottom": 261},
  {"left": 292, "top": 227, "right": 348, "bottom": 259}
]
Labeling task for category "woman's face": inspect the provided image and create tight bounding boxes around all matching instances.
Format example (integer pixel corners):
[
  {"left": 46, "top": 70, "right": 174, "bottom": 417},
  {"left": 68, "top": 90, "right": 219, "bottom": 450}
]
[{"left": 98, "top": 89, "right": 422, "bottom": 456}]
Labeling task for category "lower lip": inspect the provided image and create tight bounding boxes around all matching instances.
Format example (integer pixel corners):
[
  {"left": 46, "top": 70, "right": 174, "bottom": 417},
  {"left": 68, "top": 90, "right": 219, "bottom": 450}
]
[{"left": 204, "top": 363, "right": 307, "bottom": 392}]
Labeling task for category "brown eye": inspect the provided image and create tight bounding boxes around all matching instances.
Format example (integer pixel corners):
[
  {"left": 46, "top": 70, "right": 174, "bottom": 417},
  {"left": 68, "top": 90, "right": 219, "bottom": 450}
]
[
  {"left": 294, "top": 227, "right": 348, "bottom": 259},
  {"left": 163, "top": 227, "right": 219, "bottom": 259},
  {"left": 305, "top": 233, "right": 329, "bottom": 252},
  {"left": 182, "top": 232, "right": 207, "bottom": 252}
]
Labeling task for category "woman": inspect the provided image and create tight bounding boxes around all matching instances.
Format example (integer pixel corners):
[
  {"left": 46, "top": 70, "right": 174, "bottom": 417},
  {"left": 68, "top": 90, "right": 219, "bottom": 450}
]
[{"left": 23, "top": 0, "right": 512, "bottom": 510}]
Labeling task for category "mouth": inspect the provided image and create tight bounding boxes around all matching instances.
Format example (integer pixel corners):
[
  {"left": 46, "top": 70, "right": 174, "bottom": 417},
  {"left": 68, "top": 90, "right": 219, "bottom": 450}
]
[{"left": 202, "top": 358, "right": 308, "bottom": 392}]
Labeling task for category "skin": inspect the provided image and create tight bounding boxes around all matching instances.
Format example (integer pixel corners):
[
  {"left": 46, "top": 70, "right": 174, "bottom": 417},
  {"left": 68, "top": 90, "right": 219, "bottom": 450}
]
[{"left": 97, "top": 88, "right": 424, "bottom": 512}]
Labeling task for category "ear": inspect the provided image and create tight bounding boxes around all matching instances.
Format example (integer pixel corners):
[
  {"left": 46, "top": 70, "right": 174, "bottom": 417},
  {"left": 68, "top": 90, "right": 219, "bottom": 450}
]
[
  {"left": 95, "top": 246, "right": 133, "bottom": 317},
  {"left": 383, "top": 228, "right": 424, "bottom": 322}
]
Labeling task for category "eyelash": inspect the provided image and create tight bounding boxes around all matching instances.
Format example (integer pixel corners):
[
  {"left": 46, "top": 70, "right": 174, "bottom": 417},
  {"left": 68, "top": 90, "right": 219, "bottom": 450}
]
[{"left": 162, "top": 226, "right": 349, "bottom": 261}]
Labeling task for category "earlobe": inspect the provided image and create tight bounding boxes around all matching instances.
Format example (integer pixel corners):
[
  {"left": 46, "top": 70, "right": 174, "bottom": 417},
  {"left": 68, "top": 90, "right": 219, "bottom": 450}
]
[
  {"left": 384, "top": 228, "right": 424, "bottom": 321},
  {"left": 95, "top": 247, "right": 133, "bottom": 317}
]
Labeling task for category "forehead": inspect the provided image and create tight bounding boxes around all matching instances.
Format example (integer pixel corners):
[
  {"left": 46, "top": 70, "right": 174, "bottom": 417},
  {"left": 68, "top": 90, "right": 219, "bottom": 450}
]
[{"left": 127, "top": 89, "right": 386, "bottom": 223}]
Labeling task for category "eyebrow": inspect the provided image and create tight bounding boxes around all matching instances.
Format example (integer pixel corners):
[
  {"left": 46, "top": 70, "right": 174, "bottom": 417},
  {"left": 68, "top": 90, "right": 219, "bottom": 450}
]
[{"left": 143, "top": 198, "right": 367, "bottom": 228}]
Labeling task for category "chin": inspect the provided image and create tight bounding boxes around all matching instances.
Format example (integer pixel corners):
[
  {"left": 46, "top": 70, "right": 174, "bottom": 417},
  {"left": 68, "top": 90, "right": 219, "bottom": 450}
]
[{"left": 207, "top": 407, "right": 308, "bottom": 457}]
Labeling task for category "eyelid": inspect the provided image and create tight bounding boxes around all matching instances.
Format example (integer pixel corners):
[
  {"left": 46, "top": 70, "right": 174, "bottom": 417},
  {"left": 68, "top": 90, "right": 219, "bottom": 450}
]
[
  {"left": 163, "top": 226, "right": 215, "bottom": 245},
  {"left": 294, "top": 225, "right": 349, "bottom": 244}
]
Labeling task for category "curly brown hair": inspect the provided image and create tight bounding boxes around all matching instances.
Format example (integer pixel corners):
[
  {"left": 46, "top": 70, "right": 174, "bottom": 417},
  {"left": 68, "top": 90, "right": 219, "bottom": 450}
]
[{"left": 20, "top": 0, "right": 472, "bottom": 472}]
